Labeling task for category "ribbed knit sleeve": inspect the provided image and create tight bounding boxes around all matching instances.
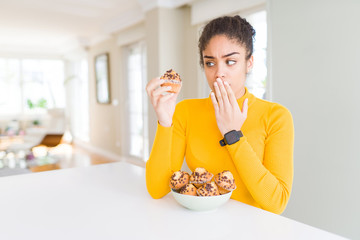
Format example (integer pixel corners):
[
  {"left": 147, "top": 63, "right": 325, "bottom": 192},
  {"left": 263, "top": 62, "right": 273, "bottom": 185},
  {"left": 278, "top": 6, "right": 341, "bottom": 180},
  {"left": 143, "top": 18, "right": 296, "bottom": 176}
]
[
  {"left": 145, "top": 101, "right": 187, "bottom": 199},
  {"left": 226, "top": 104, "right": 294, "bottom": 214}
]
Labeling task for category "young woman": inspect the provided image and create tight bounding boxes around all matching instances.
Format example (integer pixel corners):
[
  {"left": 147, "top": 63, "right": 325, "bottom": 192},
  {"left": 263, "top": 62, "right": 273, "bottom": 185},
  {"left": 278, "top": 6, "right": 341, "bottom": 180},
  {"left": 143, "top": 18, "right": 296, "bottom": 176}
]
[{"left": 145, "top": 15, "right": 294, "bottom": 214}]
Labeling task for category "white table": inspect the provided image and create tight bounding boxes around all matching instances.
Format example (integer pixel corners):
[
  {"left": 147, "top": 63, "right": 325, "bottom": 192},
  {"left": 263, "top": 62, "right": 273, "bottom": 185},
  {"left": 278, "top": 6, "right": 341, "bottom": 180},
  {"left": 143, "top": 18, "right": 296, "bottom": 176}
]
[{"left": 0, "top": 162, "right": 347, "bottom": 240}]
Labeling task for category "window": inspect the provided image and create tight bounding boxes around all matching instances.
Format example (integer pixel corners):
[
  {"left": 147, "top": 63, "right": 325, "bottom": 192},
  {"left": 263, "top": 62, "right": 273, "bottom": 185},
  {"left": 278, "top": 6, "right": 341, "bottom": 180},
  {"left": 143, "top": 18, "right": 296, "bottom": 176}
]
[
  {"left": 123, "top": 41, "right": 148, "bottom": 161},
  {"left": 68, "top": 59, "right": 89, "bottom": 142},
  {"left": 244, "top": 10, "right": 268, "bottom": 99},
  {"left": 0, "top": 59, "right": 21, "bottom": 115},
  {"left": 0, "top": 58, "right": 65, "bottom": 117}
]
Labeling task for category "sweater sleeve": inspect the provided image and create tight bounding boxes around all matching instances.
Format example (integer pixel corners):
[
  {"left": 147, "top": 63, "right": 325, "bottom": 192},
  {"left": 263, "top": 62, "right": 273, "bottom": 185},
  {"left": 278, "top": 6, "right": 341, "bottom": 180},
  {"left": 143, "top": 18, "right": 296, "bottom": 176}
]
[
  {"left": 226, "top": 104, "right": 294, "bottom": 214},
  {"left": 145, "top": 102, "right": 187, "bottom": 199}
]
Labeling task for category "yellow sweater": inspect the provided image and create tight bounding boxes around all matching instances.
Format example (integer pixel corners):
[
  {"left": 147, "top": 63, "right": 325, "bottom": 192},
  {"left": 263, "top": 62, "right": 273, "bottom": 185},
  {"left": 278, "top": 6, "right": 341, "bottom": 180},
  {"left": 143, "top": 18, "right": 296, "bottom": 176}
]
[{"left": 146, "top": 88, "right": 294, "bottom": 214}]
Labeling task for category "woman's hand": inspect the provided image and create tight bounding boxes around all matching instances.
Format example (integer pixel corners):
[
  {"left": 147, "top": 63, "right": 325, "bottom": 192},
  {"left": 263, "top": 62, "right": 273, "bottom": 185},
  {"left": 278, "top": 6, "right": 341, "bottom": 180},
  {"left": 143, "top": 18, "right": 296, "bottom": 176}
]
[
  {"left": 210, "top": 78, "right": 248, "bottom": 136},
  {"left": 146, "top": 77, "right": 181, "bottom": 127}
]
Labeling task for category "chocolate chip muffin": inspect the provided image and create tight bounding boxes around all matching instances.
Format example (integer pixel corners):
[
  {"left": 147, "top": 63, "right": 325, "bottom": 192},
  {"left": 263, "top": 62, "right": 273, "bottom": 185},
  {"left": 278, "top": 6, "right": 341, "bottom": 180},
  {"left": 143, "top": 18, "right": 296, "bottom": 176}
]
[
  {"left": 197, "top": 182, "right": 220, "bottom": 196},
  {"left": 214, "top": 170, "right": 236, "bottom": 194},
  {"left": 189, "top": 167, "right": 213, "bottom": 188},
  {"left": 179, "top": 183, "right": 197, "bottom": 196},
  {"left": 160, "top": 69, "right": 182, "bottom": 93},
  {"left": 169, "top": 171, "right": 190, "bottom": 190}
]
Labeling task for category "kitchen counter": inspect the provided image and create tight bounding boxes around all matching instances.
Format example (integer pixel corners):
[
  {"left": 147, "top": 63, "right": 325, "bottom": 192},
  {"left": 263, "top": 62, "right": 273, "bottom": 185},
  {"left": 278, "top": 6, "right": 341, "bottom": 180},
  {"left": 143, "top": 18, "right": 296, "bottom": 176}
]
[{"left": 0, "top": 162, "right": 347, "bottom": 240}]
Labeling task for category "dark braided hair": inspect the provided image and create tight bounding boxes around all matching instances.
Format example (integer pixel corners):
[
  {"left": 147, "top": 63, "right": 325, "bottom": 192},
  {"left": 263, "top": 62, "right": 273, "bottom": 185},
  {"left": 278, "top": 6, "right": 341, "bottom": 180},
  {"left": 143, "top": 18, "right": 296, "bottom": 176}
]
[{"left": 198, "top": 15, "right": 256, "bottom": 67}]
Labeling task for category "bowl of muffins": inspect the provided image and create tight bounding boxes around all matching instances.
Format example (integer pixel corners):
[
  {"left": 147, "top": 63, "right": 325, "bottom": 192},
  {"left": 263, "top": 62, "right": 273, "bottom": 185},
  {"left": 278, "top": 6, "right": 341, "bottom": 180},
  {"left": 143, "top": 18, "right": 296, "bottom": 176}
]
[{"left": 169, "top": 167, "right": 236, "bottom": 211}]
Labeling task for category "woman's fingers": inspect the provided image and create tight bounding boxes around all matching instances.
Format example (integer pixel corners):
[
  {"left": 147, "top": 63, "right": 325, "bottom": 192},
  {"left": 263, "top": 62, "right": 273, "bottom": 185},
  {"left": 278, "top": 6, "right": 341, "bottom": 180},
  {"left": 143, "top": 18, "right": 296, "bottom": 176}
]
[
  {"left": 152, "top": 85, "right": 172, "bottom": 98},
  {"left": 158, "top": 92, "right": 174, "bottom": 103},
  {"left": 242, "top": 98, "right": 248, "bottom": 116},
  {"left": 146, "top": 77, "right": 162, "bottom": 95},
  {"left": 217, "top": 78, "right": 230, "bottom": 107},
  {"left": 213, "top": 81, "right": 223, "bottom": 109},
  {"left": 224, "top": 81, "right": 237, "bottom": 107},
  {"left": 210, "top": 91, "right": 219, "bottom": 114},
  {"left": 211, "top": 78, "right": 248, "bottom": 135},
  {"left": 145, "top": 76, "right": 181, "bottom": 128},
  {"left": 146, "top": 77, "right": 175, "bottom": 107}
]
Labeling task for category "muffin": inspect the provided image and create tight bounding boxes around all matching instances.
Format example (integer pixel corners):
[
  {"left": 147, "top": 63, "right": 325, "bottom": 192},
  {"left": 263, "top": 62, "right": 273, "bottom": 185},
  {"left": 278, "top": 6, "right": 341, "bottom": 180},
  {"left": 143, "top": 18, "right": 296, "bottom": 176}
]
[
  {"left": 160, "top": 69, "right": 182, "bottom": 93},
  {"left": 169, "top": 171, "right": 190, "bottom": 190},
  {"left": 179, "top": 183, "right": 197, "bottom": 196},
  {"left": 189, "top": 167, "right": 213, "bottom": 188},
  {"left": 214, "top": 170, "right": 236, "bottom": 194},
  {"left": 197, "top": 182, "right": 220, "bottom": 196}
]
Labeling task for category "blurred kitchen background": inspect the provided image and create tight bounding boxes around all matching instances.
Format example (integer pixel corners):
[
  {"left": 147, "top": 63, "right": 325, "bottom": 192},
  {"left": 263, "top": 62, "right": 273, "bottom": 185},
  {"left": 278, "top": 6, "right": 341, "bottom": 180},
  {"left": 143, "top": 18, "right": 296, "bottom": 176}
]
[{"left": 0, "top": 0, "right": 359, "bottom": 239}]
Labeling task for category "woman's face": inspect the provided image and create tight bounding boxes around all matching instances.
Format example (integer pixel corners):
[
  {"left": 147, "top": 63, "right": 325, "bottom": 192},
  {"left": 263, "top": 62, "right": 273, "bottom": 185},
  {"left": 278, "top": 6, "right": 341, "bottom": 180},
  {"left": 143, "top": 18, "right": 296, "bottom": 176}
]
[{"left": 202, "top": 34, "right": 253, "bottom": 99}]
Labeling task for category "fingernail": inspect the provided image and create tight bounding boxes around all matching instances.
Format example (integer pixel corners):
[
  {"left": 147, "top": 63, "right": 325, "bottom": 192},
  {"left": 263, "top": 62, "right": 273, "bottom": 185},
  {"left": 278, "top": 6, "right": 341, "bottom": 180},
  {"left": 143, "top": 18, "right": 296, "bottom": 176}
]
[
  {"left": 224, "top": 81, "right": 228, "bottom": 85},
  {"left": 167, "top": 86, "right": 172, "bottom": 90},
  {"left": 214, "top": 82, "right": 218, "bottom": 87}
]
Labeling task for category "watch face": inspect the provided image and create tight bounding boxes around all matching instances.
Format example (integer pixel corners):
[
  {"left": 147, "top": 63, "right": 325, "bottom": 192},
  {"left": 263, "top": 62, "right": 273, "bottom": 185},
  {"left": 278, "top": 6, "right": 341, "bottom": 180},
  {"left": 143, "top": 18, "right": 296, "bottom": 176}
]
[{"left": 225, "top": 131, "right": 240, "bottom": 145}]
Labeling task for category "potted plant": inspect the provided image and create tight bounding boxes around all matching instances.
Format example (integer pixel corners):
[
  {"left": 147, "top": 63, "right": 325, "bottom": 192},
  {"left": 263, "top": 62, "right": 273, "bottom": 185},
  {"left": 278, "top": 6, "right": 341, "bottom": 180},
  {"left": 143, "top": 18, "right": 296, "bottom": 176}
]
[{"left": 26, "top": 98, "right": 48, "bottom": 126}]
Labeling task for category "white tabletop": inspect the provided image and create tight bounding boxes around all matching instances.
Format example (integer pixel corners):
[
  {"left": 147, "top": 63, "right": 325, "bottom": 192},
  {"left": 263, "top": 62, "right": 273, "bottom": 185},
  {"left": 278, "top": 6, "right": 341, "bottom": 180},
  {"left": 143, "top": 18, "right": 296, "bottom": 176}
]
[{"left": 0, "top": 162, "right": 346, "bottom": 240}]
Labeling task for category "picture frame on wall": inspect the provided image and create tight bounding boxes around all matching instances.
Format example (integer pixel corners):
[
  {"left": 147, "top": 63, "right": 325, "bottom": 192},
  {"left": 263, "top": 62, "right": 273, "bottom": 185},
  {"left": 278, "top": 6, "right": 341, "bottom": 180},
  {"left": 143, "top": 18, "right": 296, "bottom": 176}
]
[{"left": 95, "top": 53, "right": 111, "bottom": 104}]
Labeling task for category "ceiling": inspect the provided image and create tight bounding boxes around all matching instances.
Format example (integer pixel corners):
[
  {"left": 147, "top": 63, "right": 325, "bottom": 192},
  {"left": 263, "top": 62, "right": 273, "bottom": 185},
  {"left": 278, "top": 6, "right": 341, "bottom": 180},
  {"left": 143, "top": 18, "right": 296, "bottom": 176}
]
[{"left": 0, "top": 0, "right": 193, "bottom": 56}]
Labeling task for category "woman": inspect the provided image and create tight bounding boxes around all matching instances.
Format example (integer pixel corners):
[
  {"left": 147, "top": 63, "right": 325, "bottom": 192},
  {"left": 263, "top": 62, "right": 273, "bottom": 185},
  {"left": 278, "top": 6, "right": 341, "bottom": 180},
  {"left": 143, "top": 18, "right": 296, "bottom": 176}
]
[{"left": 145, "top": 15, "right": 294, "bottom": 214}]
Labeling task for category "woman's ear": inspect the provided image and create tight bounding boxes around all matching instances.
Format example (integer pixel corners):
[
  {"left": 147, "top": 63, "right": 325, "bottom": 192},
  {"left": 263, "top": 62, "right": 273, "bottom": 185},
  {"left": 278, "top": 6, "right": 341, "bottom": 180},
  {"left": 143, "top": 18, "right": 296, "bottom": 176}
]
[{"left": 246, "top": 55, "right": 254, "bottom": 73}]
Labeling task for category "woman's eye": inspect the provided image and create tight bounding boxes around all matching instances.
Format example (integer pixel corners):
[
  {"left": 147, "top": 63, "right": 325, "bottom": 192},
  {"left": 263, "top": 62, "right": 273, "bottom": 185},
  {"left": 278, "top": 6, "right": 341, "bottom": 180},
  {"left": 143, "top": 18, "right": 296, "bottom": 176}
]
[
  {"left": 205, "top": 62, "right": 215, "bottom": 67},
  {"left": 227, "top": 60, "right": 236, "bottom": 65}
]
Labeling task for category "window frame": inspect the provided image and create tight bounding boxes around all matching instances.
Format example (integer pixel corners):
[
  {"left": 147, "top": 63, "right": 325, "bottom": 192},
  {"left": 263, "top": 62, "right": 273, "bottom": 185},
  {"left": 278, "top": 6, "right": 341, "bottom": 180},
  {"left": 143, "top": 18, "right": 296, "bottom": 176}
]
[
  {"left": 241, "top": 8, "right": 268, "bottom": 100},
  {"left": 121, "top": 40, "right": 149, "bottom": 162}
]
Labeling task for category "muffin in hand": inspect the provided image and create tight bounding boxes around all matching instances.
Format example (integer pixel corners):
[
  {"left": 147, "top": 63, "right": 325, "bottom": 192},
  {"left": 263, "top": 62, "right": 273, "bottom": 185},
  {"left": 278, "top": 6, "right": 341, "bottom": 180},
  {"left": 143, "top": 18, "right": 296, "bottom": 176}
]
[{"left": 160, "top": 69, "right": 182, "bottom": 93}]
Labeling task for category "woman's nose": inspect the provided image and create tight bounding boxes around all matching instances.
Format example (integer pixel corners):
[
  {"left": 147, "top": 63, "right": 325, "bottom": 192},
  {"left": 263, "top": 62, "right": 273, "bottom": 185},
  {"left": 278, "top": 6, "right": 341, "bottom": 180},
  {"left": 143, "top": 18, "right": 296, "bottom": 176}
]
[{"left": 215, "top": 64, "right": 225, "bottom": 79}]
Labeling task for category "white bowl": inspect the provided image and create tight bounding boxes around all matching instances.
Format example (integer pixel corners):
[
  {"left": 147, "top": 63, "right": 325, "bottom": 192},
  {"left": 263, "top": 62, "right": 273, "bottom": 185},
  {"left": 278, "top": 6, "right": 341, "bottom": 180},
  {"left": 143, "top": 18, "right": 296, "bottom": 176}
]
[{"left": 171, "top": 189, "right": 232, "bottom": 211}]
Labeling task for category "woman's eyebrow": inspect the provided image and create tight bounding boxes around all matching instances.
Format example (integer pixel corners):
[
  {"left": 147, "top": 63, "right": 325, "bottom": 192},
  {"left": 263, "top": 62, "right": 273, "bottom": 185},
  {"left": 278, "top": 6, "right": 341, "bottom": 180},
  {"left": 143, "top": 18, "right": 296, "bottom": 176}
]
[
  {"left": 203, "top": 55, "right": 214, "bottom": 59},
  {"left": 203, "top": 52, "right": 240, "bottom": 59},
  {"left": 223, "top": 52, "right": 240, "bottom": 57}
]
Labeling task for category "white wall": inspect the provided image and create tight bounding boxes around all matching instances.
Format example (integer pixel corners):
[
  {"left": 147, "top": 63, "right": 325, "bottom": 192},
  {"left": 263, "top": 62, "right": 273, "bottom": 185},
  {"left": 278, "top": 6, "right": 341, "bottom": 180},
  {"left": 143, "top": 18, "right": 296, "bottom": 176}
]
[
  {"left": 146, "top": 7, "right": 197, "bottom": 149},
  {"left": 268, "top": 0, "right": 360, "bottom": 239}
]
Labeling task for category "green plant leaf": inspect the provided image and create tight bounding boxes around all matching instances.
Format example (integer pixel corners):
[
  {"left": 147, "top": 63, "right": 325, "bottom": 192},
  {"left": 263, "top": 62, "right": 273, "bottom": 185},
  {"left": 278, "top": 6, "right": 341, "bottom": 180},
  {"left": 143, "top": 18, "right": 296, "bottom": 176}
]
[
  {"left": 27, "top": 99, "right": 34, "bottom": 109},
  {"left": 37, "top": 98, "right": 47, "bottom": 108}
]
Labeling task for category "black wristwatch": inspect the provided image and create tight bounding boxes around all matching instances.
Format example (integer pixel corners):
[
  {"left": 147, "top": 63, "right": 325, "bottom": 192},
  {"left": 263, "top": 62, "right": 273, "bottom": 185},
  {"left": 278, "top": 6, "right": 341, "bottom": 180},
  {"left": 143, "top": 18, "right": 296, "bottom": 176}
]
[{"left": 219, "top": 130, "right": 243, "bottom": 146}]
